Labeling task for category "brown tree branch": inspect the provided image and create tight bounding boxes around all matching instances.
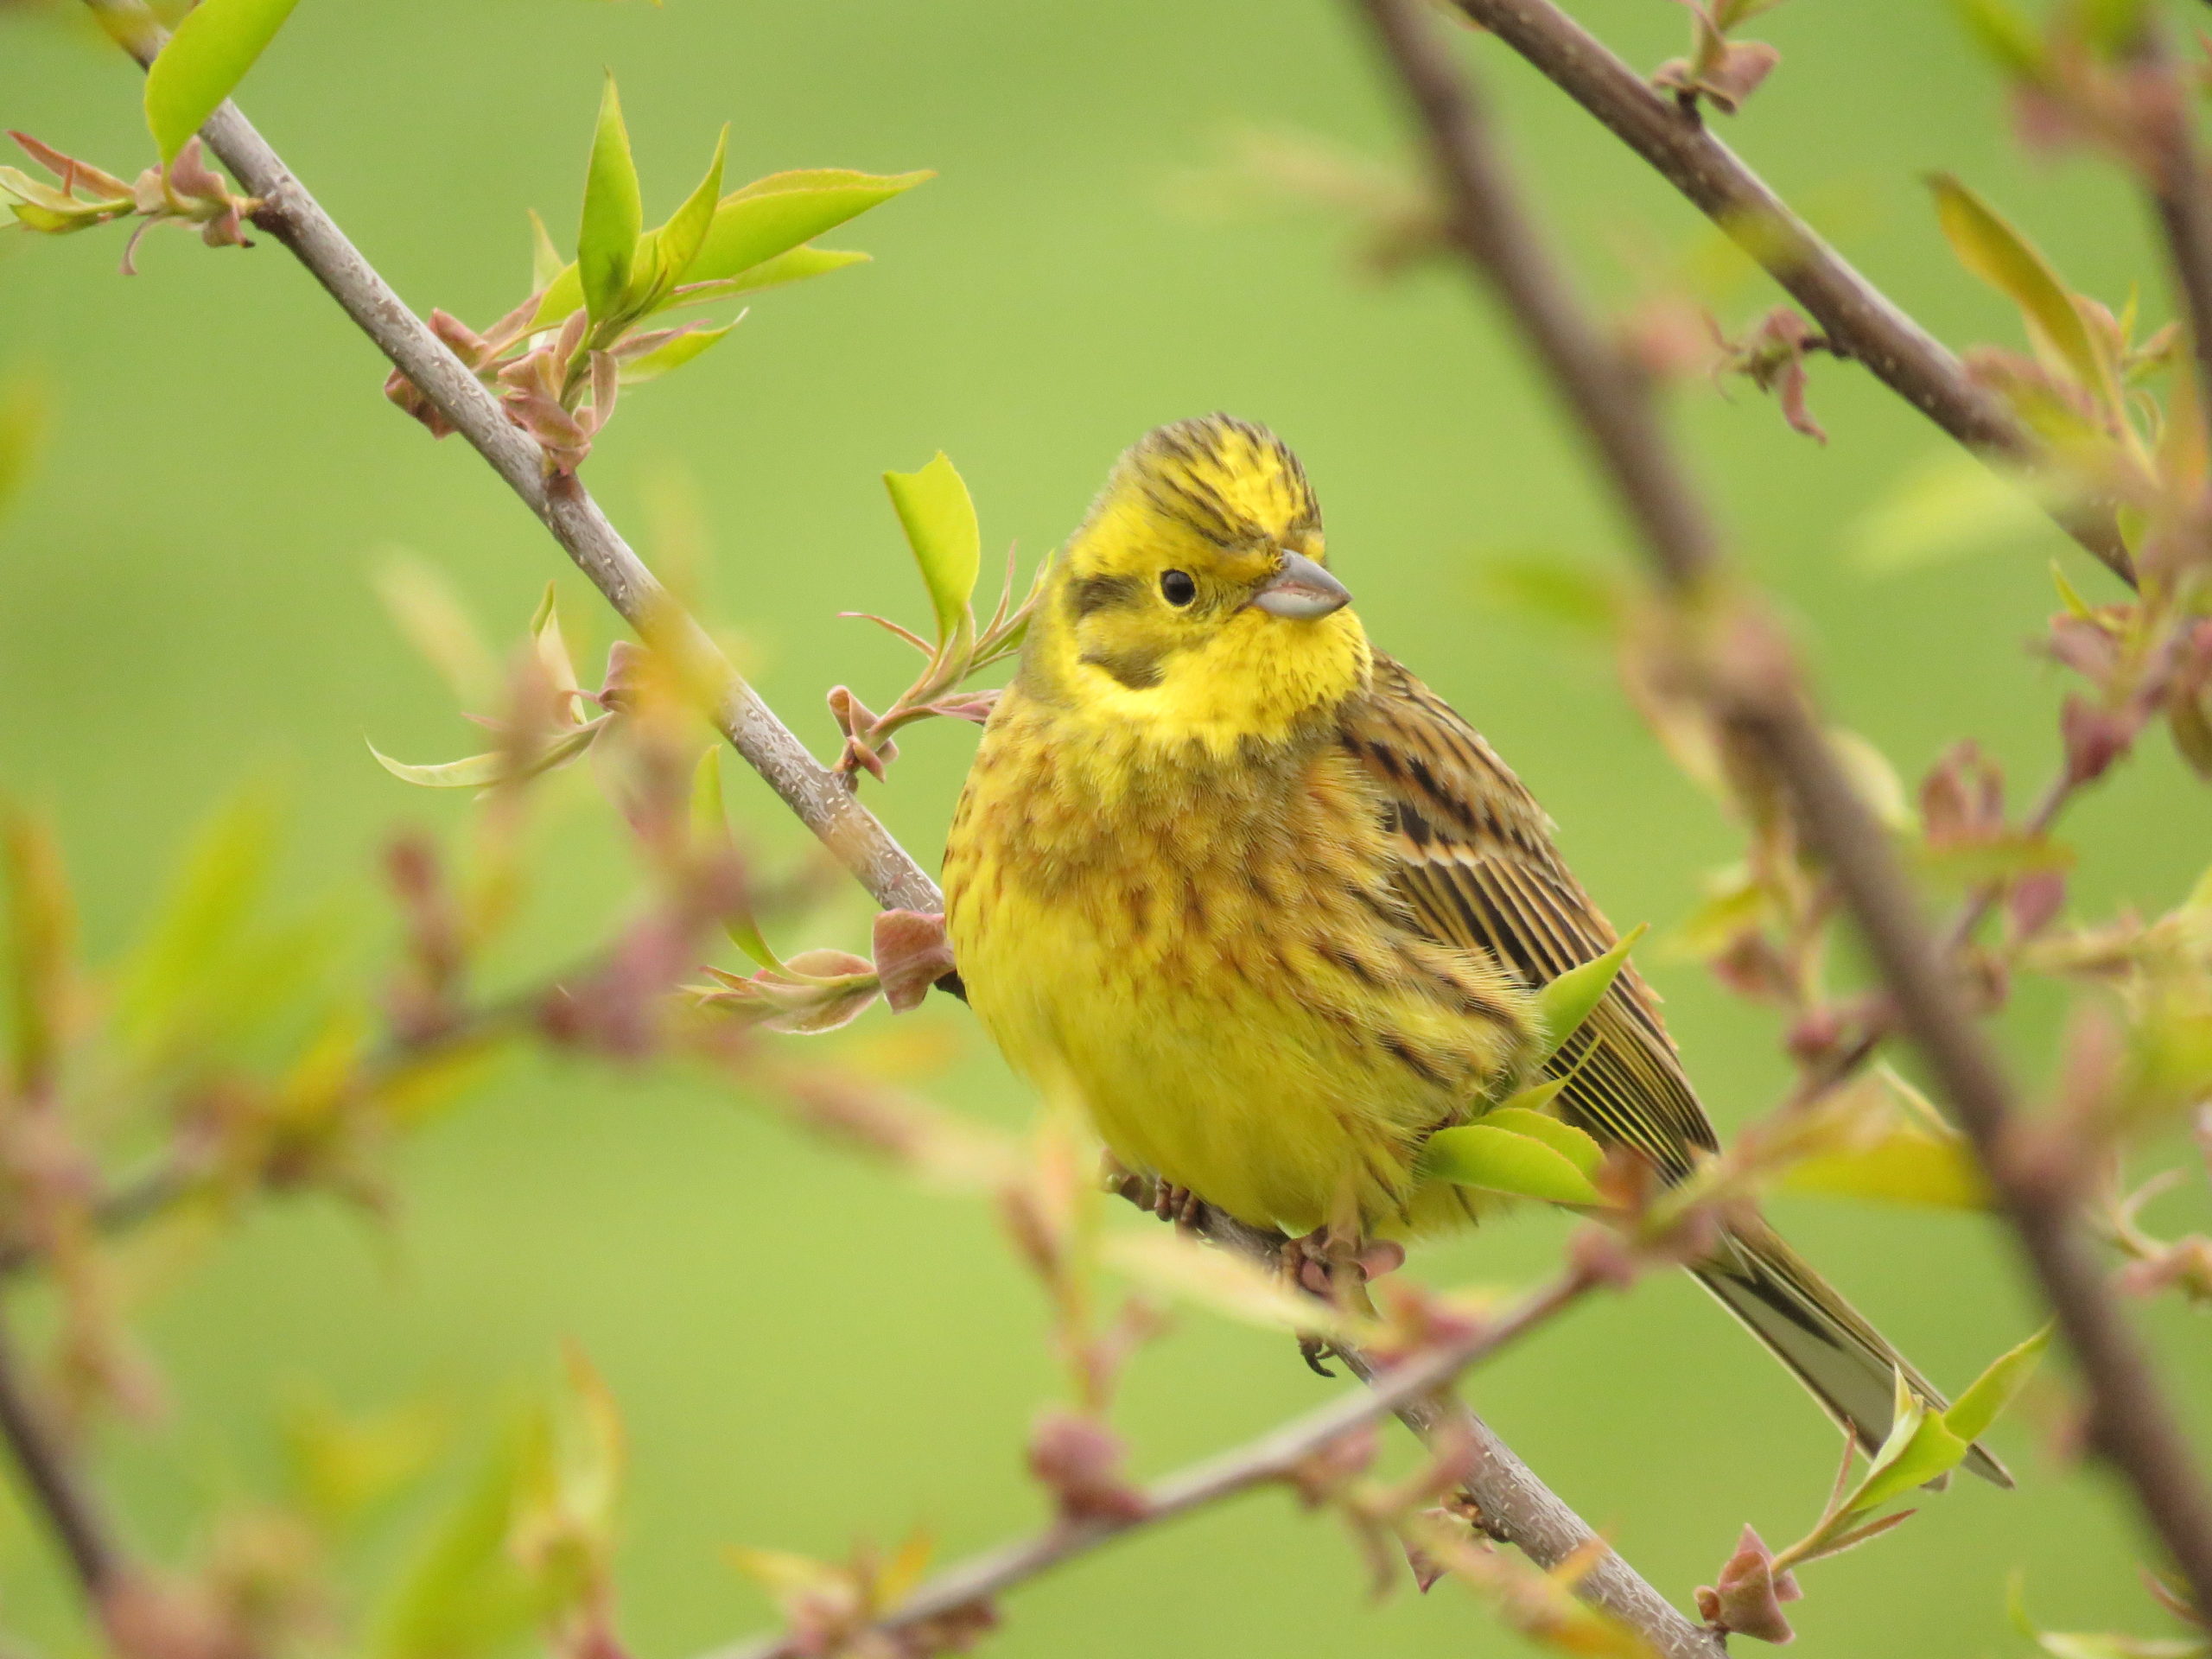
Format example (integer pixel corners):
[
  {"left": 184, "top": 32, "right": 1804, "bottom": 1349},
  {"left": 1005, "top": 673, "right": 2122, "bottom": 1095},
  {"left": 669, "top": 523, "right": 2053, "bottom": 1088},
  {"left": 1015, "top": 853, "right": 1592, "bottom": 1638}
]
[
  {"left": 1181, "top": 1205, "right": 1726, "bottom": 1658},
  {"left": 1354, "top": 0, "right": 2212, "bottom": 1613},
  {"left": 69, "top": 5, "right": 1721, "bottom": 1652},
  {"left": 80, "top": 0, "right": 944, "bottom": 921},
  {"left": 1443, "top": 0, "right": 2137, "bottom": 589},
  {"left": 2139, "top": 27, "right": 2212, "bottom": 466},
  {"left": 0, "top": 1314, "right": 126, "bottom": 1603},
  {"left": 709, "top": 1266, "right": 1601, "bottom": 1659}
]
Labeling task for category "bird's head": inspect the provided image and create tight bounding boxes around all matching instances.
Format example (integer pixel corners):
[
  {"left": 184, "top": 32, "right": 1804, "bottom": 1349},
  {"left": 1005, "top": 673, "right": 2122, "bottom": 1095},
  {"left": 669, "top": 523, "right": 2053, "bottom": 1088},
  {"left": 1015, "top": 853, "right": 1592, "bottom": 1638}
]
[{"left": 1023, "top": 415, "right": 1371, "bottom": 749}]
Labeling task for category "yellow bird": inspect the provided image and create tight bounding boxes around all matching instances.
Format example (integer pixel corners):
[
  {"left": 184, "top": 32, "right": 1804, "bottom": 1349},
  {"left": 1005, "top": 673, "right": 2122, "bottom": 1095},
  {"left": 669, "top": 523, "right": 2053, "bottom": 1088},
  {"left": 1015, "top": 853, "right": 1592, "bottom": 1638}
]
[{"left": 943, "top": 413, "right": 2005, "bottom": 1482}]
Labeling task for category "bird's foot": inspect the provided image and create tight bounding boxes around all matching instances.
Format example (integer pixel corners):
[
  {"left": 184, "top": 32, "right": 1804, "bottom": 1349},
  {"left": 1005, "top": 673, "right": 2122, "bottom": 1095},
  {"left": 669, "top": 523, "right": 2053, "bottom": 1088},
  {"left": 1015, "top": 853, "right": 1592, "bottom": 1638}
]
[
  {"left": 1285, "top": 1228, "right": 1405, "bottom": 1298},
  {"left": 1150, "top": 1179, "right": 1205, "bottom": 1233}
]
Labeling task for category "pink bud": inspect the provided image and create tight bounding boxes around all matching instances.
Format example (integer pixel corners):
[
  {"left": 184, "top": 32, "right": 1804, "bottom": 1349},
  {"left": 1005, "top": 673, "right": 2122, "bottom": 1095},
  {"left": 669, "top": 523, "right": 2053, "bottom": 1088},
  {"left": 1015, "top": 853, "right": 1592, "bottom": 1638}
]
[
  {"left": 1697, "top": 1523, "right": 1799, "bottom": 1643},
  {"left": 2007, "top": 869, "right": 2066, "bottom": 940},
  {"left": 872, "top": 910, "right": 957, "bottom": 1013},
  {"left": 2061, "top": 695, "right": 2137, "bottom": 785},
  {"left": 1027, "top": 1409, "right": 1148, "bottom": 1525}
]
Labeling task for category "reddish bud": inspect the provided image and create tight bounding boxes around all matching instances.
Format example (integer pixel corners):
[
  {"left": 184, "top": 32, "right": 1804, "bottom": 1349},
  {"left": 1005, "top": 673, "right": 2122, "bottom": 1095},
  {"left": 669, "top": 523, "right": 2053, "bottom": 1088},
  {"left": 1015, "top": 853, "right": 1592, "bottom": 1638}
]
[
  {"left": 1027, "top": 1409, "right": 1148, "bottom": 1525},
  {"left": 2047, "top": 614, "right": 2121, "bottom": 683},
  {"left": 2061, "top": 695, "right": 2138, "bottom": 786},
  {"left": 1918, "top": 740, "right": 2004, "bottom": 848},
  {"left": 2007, "top": 869, "right": 2067, "bottom": 940},
  {"left": 1695, "top": 1524, "right": 1800, "bottom": 1644},
  {"left": 1783, "top": 1005, "right": 1846, "bottom": 1066},
  {"left": 872, "top": 910, "right": 956, "bottom": 1013}
]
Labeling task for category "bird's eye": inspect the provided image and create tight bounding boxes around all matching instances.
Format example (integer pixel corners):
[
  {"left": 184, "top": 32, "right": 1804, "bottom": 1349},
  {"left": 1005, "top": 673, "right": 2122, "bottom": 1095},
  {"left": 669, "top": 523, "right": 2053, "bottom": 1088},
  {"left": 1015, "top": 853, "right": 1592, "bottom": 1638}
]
[{"left": 1160, "top": 570, "right": 1197, "bottom": 607}]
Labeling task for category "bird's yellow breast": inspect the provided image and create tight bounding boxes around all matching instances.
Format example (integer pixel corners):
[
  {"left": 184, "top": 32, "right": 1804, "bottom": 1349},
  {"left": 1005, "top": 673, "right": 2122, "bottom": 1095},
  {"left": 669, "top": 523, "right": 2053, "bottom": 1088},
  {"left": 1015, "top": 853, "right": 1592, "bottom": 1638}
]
[{"left": 943, "top": 692, "right": 1531, "bottom": 1235}]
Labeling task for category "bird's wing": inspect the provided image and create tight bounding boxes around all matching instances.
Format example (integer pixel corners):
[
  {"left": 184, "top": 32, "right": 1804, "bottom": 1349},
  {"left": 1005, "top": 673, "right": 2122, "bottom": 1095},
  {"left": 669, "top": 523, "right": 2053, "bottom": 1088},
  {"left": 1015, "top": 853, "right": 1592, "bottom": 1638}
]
[{"left": 1338, "top": 654, "right": 1718, "bottom": 1178}]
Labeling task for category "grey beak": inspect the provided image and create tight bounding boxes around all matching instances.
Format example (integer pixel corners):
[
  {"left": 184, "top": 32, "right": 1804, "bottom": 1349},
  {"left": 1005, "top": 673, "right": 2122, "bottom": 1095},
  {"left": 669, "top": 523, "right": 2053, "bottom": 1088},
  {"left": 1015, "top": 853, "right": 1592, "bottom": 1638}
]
[{"left": 1249, "top": 551, "right": 1352, "bottom": 620}]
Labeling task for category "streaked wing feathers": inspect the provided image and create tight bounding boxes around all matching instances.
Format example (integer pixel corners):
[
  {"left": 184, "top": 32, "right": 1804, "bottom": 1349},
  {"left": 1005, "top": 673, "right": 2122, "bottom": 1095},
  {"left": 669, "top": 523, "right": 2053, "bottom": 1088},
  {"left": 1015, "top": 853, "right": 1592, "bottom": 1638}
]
[{"left": 1340, "top": 655, "right": 1718, "bottom": 1178}]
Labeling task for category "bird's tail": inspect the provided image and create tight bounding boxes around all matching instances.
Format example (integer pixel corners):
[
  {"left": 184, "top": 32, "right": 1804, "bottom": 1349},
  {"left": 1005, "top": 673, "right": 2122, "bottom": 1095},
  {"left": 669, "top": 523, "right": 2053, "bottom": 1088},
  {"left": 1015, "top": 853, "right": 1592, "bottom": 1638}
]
[{"left": 1692, "top": 1216, "right": 2012, "bottom": 1487}]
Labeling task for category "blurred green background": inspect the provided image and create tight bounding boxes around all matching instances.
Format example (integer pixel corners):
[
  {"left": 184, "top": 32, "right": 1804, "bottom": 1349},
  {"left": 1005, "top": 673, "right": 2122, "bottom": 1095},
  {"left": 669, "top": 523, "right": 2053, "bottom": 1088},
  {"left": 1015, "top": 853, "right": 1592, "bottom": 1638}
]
[{"left": 3, "top": 0, "right": 2209, "bottom": 1655}]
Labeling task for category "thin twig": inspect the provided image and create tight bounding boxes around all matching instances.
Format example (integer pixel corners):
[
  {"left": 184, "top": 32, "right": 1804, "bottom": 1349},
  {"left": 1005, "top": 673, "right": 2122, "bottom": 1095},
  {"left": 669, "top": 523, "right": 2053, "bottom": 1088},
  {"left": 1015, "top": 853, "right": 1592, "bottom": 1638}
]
[
  {"left": 0, "top": 1316, "right": 124, "bottom": 1602},
  {"left": 2139, "top": 26, "right": 2212, "bottom": 475},
  {"left": 1355, "top": 0, "right": 2212, "bottom": 1612},
  {"left": 79, "top": 0, "right": 944, "bottom": 922},
  {"left": 706, "top": 1267, "right": 1598, "bottom": 1659},
  {"left": 69, "top": 4, "right": 1718, "bottom": 1649},
  {"left": 1443, "top": 0, "right": 2138, "bottom": 589},
  {"left": 1180, "top": 1203, "right": 1724, "bottom": 1659}
]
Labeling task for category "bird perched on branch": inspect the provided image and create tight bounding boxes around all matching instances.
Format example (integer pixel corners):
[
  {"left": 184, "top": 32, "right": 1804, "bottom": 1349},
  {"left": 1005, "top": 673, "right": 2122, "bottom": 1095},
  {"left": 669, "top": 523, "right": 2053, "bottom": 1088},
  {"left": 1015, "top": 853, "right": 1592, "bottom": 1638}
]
[{"left": 942, "top": 413, "right": 2005, "bottom": 1483}]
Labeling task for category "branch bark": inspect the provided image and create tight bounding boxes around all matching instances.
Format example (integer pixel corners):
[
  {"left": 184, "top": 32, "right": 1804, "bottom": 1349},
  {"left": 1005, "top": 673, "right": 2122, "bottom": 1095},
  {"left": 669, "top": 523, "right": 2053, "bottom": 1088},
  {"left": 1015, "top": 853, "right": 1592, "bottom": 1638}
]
[
  {"left": 1189, "top": 1206, "right": 1725, "bottom": 1658},
  {"left": 1442, "top": 0, "right": 2137, "bottom": 589},
  {"left": 2139, "top": 27, "right": 2212, "bottom": 470},
  {"left": 0, "top": 1315, "right": 125, "bottom": 1603},
  {"left": 709, "top": 1267, "right": 1602, "bottom": 1659},
  {"left": 71, "top": 4, "right": 1721, "bottom": 1652},
  {"left": 1355, "top": 0, "right": 2212, "bottom": 1614},
  {"left": 79, "top": 0, "right": 944, "bottom": 922}
]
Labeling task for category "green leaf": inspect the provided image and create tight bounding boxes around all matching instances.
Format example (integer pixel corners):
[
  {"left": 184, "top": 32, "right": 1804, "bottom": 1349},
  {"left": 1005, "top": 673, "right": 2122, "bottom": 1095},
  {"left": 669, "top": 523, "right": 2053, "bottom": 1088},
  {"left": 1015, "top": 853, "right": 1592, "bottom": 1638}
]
[
  {"left": 662, "top": 245, "right": 868, "bottom": 309},
  {"left": 1777, "top": 1129, "right": 1990, "bottom": 1209},
  {"left": 0, "top": 378, "right": 44, "bottom": 520},
  {"left": 1929, "top": 175, "right": 2117, "bottom": 412},
  {"left": 527, "top": 583, "right": 581, "bottom": 701},
  {"left": 1943, "top": 1322, "right": 2052, "bottom": 1444},
  {"left": 373, "top": 1433, "right": 543, "bottom": 1659},
  {"left": 528, "top": 209, "right": 564, "bottom": 295},
  {"left": 722, "top": 908, "right": 788, "bottom": 976},
  {"left": 652, "top": 125, "right": 728, "bottom": 298},
  {"left": 1421, "top": 1122, "right": 1604, "bottom": 1205},
  {"left": 116, "top": 785, "right": 277, "bottom": 1046},
  {"left": 1535, "top": 923, "right": 1648, "bottom": 1061},
  {"left": 883, "top": 452, "right": 981, "bottom": 644},
  {"left": 143, "top": 0, "right": 302, "bottom": 162},
  {"left": 366, "top": 721, "right": 602, "bottom": 790},
  {"left": 1488, "top": 1076, "right": 1567, "bottom": 1116},
  {"left": 373, "top": 551, "right": 497, "bottom": 708},
  {"left": 1472, "top": 552, "right": 1618, "bottom": 638},
  {"left": 578, "top": 74, "right": 643, "bottom": 326},
  {"left": 1842, "top": 1382, "right": 1969, "bottom": 1516},
  {"left": 2051, "top": 560, "right": 2096, "bottom": 620},
  {"left": 2005, "top": 1576, "right": 2212, "bottom": 1659},
  {"left": 1478, "top": 1103, "right": 1603, "bottom": 1178},
  {"left": 531, "top": 168, "right": 925, "bottom": 323},
  {"left": 3, "top": 806, "right": 76, "bottom": 1093},
  {"left": 683, "top": 167, "right": 930, "bottom": 287},
  {"left": 1848, "top": 451, "right": 2050, "bottom": 575},
  {"left": 1951, "top": 0, "right": 2048, "bottom": 79},
  {"left": 617, "top": 321, "right": 737, "bottom": 385}
]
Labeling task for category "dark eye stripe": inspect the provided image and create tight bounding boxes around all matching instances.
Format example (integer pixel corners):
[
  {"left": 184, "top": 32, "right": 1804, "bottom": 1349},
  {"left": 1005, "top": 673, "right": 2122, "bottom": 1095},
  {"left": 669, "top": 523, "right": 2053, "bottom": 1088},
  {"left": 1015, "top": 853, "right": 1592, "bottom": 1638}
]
[{"left": 1069, "top": 574, "right": 1142, "bottom": 618}]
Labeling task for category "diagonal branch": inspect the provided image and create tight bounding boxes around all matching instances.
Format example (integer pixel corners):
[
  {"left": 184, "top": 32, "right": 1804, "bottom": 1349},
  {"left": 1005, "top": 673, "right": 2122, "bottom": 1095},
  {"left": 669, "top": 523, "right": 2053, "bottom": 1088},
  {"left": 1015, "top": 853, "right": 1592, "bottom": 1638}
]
[
  {"left": 1183, "top": 1205, "right": 1725, "bottom": 1659},
  {"left": 1354, "top": 0, "right": 2212, "bottom": 1614},
  {"left": 79, "top": 0, "right": 944, "bottom": 921},
  {"left": 1445, "top": 0, "right": 2137, "bottom": 589},
  {"left": 708, "top": 1266, "right": 1599, "bottom": 1659},
  {"left": 0, "top": 1314, "right": 126, "bottom": 1604},
  {"left": 2137, "top": 25, "right": 2212, "bottom": 469},
  {"left": 70, "top": 4, "right": 1720, "bottom": 1653}
]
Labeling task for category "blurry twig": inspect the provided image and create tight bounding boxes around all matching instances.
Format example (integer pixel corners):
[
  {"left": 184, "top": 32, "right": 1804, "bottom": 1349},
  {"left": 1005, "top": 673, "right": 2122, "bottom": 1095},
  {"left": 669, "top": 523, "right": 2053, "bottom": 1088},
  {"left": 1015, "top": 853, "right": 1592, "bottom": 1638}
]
[
  {"left": 0, "top": 1316, "right": 126, "bottom": 1603},
  {"left": 1352, "top": 0, "right": 2212, "bottom": 1614},
  {"left": 2138, "top": 24, "right": 2212, "bottom": 466},
  {"left": 1441, "top": 0, "right": 2137, "bottom": 588},
  {"left": 709, "top": 1264, "right": 1601, "bottom": 1659},
  {"left": 1150, "top": 1193, "right": 1726, "bottom": 1659}
]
